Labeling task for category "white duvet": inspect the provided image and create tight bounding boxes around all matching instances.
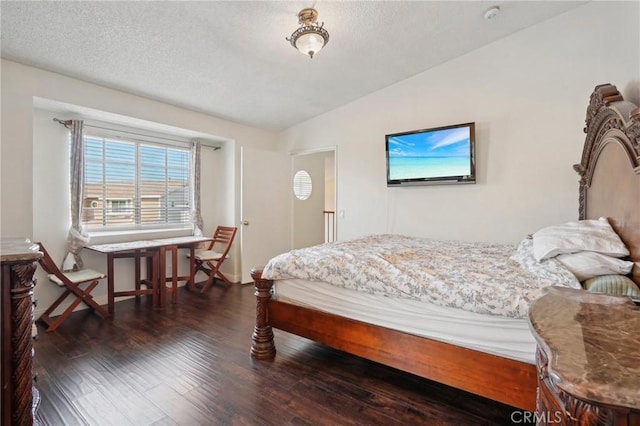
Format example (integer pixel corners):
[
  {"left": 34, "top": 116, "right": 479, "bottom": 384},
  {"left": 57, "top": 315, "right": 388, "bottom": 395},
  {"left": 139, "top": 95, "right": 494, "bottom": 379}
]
[{"left": 263, "top": 234, "right": 580, "bottom": 319}]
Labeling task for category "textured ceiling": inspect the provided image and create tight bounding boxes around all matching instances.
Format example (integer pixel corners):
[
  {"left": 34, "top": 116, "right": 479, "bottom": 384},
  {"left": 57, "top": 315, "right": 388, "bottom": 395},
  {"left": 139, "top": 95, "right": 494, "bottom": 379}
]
[{"left": 1, "top": 1, "right": 584, "bottom": 131}]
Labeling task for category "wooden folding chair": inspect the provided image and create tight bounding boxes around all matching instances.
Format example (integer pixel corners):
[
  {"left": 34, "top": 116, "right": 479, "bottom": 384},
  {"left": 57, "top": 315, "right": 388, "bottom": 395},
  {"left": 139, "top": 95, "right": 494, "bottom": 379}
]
[
  {"left": 188, "top": 226, "right": 237, "bottom": 293},
  {"left": 36, "top": 242, "right": 110, "bottom": 332}
]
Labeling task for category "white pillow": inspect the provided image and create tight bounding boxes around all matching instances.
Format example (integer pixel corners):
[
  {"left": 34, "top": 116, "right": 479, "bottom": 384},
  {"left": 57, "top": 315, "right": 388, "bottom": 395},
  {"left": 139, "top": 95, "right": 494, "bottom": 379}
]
[
  {"left": 510, "top": 237, "right": 582, "bottom": 289},
  {"left": 532, "top": 217, "right": 629, "bottom": 261},
  {"left": 555, "top": 251, "right": 634, "bottom": 281}
]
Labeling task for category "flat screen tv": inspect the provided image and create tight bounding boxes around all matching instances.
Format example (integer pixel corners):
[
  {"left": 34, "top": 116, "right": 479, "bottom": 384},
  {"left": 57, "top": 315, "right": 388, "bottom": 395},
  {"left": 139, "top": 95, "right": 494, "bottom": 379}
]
[{"left": 386, "top": 122, "right": 476, "bottom": 186}]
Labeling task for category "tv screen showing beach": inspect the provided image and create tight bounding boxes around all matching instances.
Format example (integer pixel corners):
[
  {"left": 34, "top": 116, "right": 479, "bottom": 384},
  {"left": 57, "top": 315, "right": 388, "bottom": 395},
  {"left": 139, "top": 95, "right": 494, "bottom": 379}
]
[{"left": 386, "top": 123, "right": 474, "bottom": 184}]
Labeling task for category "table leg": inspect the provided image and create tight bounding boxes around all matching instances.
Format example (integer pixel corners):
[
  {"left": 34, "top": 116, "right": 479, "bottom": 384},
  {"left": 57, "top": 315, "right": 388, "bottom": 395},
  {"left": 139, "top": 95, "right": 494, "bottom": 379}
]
[
  {"left": 170, "top": 245, "right": 178, "bottom": 304},
  {"left": 135, "top": 256, "right": 141, "bottom": 302},
  {"left": 107, "top": 253, "right": 115, "bottom": 315},
  {"left": 189, "top": 244, "right": 196, "bottom": 292},
  {"left": 161, "top": 248, "right": 166, "bottom": 307},
  {"left": 152, "top": 250, "right": 159, "bottom": 308}
]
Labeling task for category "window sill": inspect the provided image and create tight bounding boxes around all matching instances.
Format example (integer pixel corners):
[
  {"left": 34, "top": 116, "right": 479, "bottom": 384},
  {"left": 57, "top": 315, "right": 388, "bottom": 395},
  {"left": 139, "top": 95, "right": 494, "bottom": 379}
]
[{"left": 87, "top": 227, "right": 192, "bottom": 245}]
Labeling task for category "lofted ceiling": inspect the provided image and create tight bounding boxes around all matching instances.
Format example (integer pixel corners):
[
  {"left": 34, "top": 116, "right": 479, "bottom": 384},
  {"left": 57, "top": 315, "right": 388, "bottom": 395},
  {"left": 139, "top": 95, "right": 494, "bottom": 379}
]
[{"left": 1, "top": 1, "right": 585, "bottom": 132}]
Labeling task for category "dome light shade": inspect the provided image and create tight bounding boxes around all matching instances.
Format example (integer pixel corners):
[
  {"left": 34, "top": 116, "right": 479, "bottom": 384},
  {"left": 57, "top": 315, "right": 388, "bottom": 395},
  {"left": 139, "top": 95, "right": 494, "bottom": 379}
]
[
  {"left": 287, "top": 8, "right": 329, "bottom": 59},
  {"left": 295, "top": 32, "right": 325, "bottom": 58}
]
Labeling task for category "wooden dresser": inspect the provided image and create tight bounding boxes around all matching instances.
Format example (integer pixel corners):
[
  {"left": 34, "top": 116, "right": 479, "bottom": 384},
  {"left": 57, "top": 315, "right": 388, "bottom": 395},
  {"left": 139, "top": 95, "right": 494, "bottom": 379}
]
[
  {"left": 1, "top": 239, "right": 42, "bottom": 425},
  {"left": 529, "top": 287, "right": 639, "bottom": 426}
]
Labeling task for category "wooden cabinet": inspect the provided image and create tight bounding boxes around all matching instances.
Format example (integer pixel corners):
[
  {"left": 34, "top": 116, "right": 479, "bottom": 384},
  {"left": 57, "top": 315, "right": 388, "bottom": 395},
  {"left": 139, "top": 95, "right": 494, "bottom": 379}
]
[
  {"left": 529, "top": 287, "right": 640, "bottom": 426},
  {"left": 1, "top": 239, "right": 42, "bottom": 425}
]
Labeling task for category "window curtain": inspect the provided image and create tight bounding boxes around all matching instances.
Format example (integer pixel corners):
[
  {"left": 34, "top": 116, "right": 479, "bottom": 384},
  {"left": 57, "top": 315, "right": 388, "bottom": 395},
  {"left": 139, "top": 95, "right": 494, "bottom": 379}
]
[
  {"left": 190, "top": 139, "right": 204, "bottom": 236},
  {"left": 61, "top": 120, "right": 90, "bottom": 271}
]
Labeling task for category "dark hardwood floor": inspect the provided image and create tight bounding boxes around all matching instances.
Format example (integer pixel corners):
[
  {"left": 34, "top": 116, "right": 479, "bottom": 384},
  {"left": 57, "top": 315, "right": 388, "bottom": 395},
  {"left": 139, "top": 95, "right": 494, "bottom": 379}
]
[{"left": 33, "top": 282, "right": 531, "bottom": 425}]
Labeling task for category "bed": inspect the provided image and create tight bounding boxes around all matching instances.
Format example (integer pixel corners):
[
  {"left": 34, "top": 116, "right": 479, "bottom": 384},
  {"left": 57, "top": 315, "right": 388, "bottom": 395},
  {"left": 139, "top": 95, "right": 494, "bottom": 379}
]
[{"left": 249, "top": 83, "right": 640, "bottom": 411}]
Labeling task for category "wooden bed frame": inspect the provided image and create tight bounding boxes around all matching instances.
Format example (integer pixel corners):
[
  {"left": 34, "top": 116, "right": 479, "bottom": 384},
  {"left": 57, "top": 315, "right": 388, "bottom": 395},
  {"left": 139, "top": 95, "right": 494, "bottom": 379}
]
[{"left": 250, "top": 83, "right": 640, "bottom": 411}]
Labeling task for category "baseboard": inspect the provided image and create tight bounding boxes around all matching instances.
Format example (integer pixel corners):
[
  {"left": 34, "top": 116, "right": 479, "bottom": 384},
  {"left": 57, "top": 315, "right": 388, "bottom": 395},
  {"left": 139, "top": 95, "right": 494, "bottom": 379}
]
[
  {"left": 227, "top": 272, "right": 242, "bottom": 284},
  {"left": 34, "top": 276, "right": 249, "bottom": 318}
]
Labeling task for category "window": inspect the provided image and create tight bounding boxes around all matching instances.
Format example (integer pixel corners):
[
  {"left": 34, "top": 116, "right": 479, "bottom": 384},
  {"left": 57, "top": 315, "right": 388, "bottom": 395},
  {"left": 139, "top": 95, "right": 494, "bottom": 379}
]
[
  {"left": 293, "top": 170, "right": 313, "bottom": 200},
  {"left": 110, "top": 199, "right": 130, "bottom": 212},
  {"left": 82, "top": 135, "right": 191, "bottom": 232}
]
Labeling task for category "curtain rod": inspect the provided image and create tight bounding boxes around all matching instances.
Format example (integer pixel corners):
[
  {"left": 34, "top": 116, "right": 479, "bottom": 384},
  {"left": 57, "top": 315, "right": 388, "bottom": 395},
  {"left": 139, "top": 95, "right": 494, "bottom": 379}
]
[{"left": 53, "top": 118, "right": 221, "bottom": 150}]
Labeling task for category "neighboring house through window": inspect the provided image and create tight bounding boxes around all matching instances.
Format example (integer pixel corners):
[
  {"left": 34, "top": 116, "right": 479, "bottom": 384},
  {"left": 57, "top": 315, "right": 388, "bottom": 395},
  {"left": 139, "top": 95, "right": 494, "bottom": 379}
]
[{"left": 82, "top": 133, "right": 191, "bottom": 232}]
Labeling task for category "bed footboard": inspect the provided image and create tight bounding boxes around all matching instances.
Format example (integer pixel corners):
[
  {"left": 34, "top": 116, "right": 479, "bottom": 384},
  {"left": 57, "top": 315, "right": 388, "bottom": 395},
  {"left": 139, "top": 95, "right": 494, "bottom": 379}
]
[
  {"left": 248, "top": 268, "right": 536, "bottom": 410},
  {"left": 250, "top": 268, "right": 276, "bottom": 360}
]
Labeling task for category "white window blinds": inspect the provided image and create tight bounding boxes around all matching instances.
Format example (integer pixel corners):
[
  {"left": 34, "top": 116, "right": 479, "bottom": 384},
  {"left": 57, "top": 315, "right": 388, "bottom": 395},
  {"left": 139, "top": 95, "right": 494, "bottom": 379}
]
[{"left": 82, "top": 135, "right": 191, "bottom": 231}]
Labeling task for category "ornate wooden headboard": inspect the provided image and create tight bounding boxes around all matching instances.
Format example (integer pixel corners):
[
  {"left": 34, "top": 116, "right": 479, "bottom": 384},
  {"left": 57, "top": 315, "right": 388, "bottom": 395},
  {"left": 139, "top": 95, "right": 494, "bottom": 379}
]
[{"left": 574, "top": 83, "right": 640, "bottom": 285}]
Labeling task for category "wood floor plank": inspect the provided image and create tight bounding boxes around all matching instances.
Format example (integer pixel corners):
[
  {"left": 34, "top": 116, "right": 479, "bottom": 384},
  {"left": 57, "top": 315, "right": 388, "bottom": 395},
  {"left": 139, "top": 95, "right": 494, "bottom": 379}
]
[
  {"left": 33, "top": 282, "right": 531, "bottom": 425},
  {"left": 144, "top": 382, "right": 216, "bottom": 425},
  {"left": 75, "top": 355, "right": 167, "bottom": 425},
  {"left": 73, "top": 389, "right": 133, "bottom": 425},
  {"left": 32, "top": 377, "right": 87, "bottom": 426}
]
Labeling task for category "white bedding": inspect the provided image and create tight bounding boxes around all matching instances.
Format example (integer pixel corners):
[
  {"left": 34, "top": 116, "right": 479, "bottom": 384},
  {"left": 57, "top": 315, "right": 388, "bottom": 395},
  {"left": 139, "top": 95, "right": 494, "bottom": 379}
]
[
  {"left": 264, "top": 234, "right": 580, "bottom": 319},
  {"left": 274, "top": 278, "right": 537, "bottom": 364}
]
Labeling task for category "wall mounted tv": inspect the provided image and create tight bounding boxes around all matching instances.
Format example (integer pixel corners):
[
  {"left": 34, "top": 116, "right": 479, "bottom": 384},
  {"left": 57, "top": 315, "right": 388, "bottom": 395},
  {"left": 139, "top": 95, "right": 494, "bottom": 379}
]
[{"left": 386, "top": 122, "right": 476, "bottom": 187}]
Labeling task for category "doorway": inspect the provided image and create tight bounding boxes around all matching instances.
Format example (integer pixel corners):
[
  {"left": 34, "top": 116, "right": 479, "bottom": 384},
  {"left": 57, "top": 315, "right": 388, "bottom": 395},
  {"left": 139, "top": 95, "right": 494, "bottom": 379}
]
[
  {"left": 292, "top": 148, "right": 336, "bottom": 249},
  {"left": 239, "top": 146, "right": 336, "bottom": 283}
]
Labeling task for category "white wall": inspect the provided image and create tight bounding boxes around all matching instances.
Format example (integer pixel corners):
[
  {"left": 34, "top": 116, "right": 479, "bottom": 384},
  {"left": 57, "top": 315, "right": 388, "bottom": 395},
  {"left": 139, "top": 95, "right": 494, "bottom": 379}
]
[
  {"left": 1, "top": 60, "right": 278, "bottom": 315},
  {"left": 277, "top": 1, "right": 640, "bottom": 244},
  {"left": 293, "top": 152, "right": 326, "bottom": 249},
  {"left": 325, "top": 153, "right": 335, "bottom": 212}
]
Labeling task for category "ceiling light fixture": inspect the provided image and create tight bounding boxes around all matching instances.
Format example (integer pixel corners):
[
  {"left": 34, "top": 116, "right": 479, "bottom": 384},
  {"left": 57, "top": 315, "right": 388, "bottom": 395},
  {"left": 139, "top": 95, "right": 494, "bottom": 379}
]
[{"left": 286, "top": 8, "right": 329, "bottom": 59}]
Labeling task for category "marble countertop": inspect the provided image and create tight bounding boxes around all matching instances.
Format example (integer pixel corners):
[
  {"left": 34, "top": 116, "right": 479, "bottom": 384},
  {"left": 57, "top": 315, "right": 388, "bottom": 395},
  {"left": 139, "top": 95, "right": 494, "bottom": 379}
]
[
  {"left": 529, "top": 286, "right": 640, "bottom": 410},
  {"left": 0, "top": 238, "right": 43, "bottom": 263}
]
